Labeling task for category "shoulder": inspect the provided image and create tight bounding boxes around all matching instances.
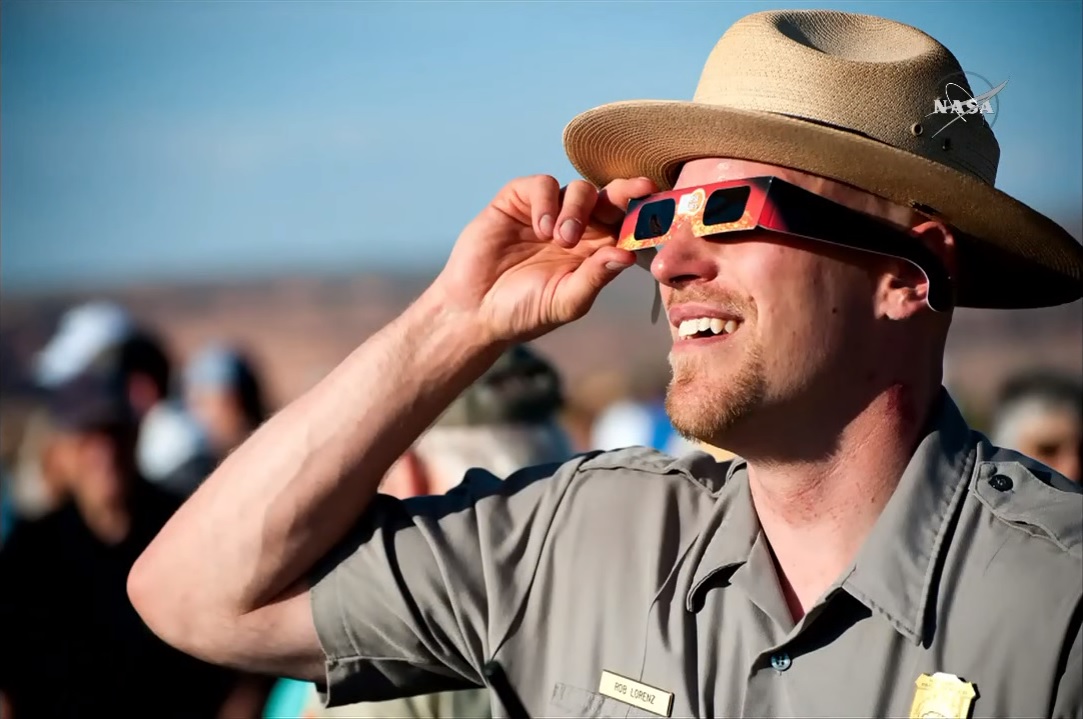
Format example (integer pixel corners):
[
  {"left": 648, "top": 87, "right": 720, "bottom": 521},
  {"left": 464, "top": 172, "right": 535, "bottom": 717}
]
[
  {"left": 450, "top": 446, "right": 730, "bottom": 504},
  {"left": 534, "top": 446, "right": 734, "bottom": 509},
  {"left": 526, "top": 447, "right": 734, "bottom": 555},
  {"left": 967, "top": 436, "right": 1082, "bottom": 560},
  {"left": 574, "top": 445, "right": 733, "bottom": 486}
]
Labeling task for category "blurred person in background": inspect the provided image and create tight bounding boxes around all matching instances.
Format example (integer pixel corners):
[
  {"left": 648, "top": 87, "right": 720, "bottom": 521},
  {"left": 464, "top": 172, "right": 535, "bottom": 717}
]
[
  {"left": 35, "top": 301, "right": 216, "bottom": 498},
  {"left": 183, "top": 343, "right": 270, "bottom": 460},
  {"left": 591, "top": 362, "right": 732, "bottom": 460},
  {"left": 991, "top": 370, "right": 1083, "bottom": 483},
  {"left": 1, "top": 407, "right": 68, "bottom": 542},
  {"left": 590, "top": 362, "right": 700, "bottom": 456},
  {"left": 0, "top": 368, "right": 265, "bottom": 718},
  {"left": 290, "top": 344, "right": 573, "bottom": 719}
]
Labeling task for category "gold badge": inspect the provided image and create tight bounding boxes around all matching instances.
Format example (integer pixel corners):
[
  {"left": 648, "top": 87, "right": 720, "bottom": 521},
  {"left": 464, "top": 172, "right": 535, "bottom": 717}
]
[
  {"left": 598, "top": 670, "right": 674, "bottom": 717},
  {"left": 909, "top": 672, "right": 977, "bottom": 719}
]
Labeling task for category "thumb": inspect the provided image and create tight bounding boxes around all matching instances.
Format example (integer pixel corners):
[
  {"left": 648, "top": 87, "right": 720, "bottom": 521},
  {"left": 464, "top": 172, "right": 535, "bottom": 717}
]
[{"left": 559, "top": 247, "right": 636, "bottom": 312}]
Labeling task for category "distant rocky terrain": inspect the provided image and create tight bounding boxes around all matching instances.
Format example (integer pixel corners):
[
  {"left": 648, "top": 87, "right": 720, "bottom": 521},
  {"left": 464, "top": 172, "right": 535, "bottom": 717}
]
[{"left": 2, "top": 270, "right": 1081, "bottom": 432}]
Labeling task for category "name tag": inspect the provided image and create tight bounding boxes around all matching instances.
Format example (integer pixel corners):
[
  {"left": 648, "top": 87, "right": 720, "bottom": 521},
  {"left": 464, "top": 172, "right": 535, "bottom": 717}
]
[{"left": 597, "top": 670, "right": 673, "bottom": 717}]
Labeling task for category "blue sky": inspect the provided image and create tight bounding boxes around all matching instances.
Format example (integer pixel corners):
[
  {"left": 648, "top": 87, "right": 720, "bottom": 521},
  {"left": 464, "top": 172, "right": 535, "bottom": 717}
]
[{"left": 2, "top": 0, "right": 1080, "bottom": 292}]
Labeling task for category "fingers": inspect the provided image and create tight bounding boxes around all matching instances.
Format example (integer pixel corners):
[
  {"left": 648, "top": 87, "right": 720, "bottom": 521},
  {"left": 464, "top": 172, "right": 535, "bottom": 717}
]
[
  {"left": 510, "top": 174, "right": 659, "bottom": 246},
  {"left": 560, "top": 246, "right": 637, "bottom": 312},
  {"left": 552, "top": 180, "right": 598, "bottom": 248},
  {"left": 594, "top": 177, "right": 658, "bottom": 226},
  {"left": 523, "top": 175, "right": 561, "bottom": 240}
]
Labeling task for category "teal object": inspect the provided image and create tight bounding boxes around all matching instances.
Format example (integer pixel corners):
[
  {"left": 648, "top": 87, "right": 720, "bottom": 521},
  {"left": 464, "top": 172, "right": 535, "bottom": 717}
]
[{"left": 263, "top": 678, "right": 316, "bottom": 719}]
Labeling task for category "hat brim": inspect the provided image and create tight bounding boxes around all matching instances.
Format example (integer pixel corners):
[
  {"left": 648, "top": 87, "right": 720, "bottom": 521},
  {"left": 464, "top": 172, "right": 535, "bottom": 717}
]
[{"left": 564, "top": 100, "right": 1083, "bottom": 309}]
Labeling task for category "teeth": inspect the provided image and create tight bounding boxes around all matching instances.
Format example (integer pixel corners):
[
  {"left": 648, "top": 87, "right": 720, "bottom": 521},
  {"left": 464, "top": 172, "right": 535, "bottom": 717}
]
[{"left": 676, "top": 316, "right": 741, "bottom": 339}]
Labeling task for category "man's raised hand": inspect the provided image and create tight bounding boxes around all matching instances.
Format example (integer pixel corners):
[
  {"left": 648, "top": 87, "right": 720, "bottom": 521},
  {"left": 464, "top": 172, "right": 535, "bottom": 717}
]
[{"left": 433, "top": 175, "right": 657, "bottom": 343}]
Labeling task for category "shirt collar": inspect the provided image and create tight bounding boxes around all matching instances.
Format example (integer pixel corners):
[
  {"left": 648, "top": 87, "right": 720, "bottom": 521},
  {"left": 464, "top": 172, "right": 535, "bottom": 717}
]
[
  {"left": 684, "top": 457, "right": 759, "bottom": 612},
  {"left": 682, "top": 389, "right": 978, "bottom": 639},
  {"left": 842, "top": 390, "right": 977, "bottom": 645}
]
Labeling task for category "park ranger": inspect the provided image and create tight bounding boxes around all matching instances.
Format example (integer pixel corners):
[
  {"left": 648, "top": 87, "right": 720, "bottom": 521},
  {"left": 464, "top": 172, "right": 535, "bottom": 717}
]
[{"left": 129, "top": 9, "right": 1083, "bottom": 719}]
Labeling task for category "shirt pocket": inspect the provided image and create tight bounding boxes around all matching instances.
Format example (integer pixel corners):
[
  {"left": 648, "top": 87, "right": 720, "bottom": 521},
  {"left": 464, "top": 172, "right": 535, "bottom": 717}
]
[{"left": 549, "top": 682, "right": 631, "bottom": 718}]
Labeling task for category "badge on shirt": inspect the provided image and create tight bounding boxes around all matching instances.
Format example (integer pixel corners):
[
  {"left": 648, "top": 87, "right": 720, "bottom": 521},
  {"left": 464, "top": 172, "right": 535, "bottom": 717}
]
[
  {"left": 597, "top": 670, "right": 674, "bottom": 717},
  {"left": 909, "top": 672, "right": 977, "bottom": 719}
]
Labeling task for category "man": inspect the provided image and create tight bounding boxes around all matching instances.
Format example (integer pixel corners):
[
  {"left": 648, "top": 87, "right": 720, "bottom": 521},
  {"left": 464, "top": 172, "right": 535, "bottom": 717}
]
[
  {"left": 991, "top": 370, "right": 1083, "bottom": 483},
  {"left": 0, "top": 370, "right": 260, "bottom": 717},
  {"left": 298, "top": 343, "right": 574, "bottom": 719},
  {"left": 129, "top": 10, "right": 1083, "bottom": 719}
]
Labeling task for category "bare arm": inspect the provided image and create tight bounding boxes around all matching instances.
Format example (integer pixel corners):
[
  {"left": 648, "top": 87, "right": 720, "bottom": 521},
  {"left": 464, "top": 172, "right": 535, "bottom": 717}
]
[
  {"left": 128, "top": 289, "right": 502, "bottom": 678},
  {"left": 128, "top": 175, "right": 653, "bottom": 681}
]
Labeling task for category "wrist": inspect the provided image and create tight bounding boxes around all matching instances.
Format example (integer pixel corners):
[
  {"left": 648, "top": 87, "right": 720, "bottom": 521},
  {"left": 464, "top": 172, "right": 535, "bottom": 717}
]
[{"left": 414, "top": 282, "right": 510, "bottom": 358}]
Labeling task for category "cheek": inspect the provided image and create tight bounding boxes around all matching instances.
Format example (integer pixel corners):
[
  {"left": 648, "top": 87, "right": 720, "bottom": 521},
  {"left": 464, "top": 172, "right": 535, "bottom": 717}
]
[{"left": 741, "top": 247, "right": 826, "bottom": 339}]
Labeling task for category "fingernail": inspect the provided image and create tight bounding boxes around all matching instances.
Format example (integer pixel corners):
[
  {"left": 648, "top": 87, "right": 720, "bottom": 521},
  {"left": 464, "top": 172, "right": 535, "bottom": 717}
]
[
  {"left": 539, "top": 214, "right": 554, "bottom": 237},
  {"left": 560, "top": 219, "right": 582, "bottom": 244},
  {"left": 605, "top": 260, "right": 631, "bottom": 271}
]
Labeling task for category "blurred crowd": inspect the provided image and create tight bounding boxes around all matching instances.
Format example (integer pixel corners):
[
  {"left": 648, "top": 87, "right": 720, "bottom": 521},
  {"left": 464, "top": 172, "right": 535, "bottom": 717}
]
[{"left": 1, "top": 299, "right": 1080, "bottom": 718}]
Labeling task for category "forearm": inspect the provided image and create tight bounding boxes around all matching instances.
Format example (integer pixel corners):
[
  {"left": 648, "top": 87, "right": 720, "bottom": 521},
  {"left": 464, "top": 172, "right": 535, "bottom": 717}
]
[{"left": 130, "top": 286, "right": 503, "bottom": 626}]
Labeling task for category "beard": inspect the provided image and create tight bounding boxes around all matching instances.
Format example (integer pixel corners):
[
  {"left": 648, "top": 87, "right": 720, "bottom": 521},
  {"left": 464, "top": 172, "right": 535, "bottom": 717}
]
[{"left": 665, "top": 339, "right": 768, "bottom": 446}]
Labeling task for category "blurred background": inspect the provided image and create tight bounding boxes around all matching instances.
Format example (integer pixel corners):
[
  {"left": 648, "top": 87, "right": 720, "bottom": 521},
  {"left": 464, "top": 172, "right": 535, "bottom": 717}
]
[
  {"left": 3, "top": 0, "right": 1083, "bottom": 441},
  {"left": 1, "top": 1, "right": 1081, "bottom": 717}
]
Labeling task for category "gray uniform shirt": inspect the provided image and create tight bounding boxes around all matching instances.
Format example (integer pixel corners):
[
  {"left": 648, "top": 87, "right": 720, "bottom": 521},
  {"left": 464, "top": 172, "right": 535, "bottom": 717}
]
[{"left": 310, "top": 393, "right": 1082, "bottom": 718}]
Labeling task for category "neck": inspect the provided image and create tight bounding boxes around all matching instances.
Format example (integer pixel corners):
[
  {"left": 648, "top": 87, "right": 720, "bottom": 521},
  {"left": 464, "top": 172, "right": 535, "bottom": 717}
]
[{"left": 745, "top": 382, "right": 940, "bottom": 620}]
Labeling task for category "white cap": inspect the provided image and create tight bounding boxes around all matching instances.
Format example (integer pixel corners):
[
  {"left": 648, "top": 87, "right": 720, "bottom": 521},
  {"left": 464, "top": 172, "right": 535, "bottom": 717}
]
[
  {"left": 137, "top": 401, "right": 212, "bottom": 485},
  {"left": 35, "top": 302, "right": 136, "bottom": 387}
]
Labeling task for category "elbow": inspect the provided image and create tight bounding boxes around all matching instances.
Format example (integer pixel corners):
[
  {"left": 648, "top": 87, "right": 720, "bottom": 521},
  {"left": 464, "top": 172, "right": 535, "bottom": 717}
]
[
  {"left": 128, "top": 550, "right": 186, "bottom": 646},
  {"left": 127, "top": 548, "right": 220, "bottom": 661}
]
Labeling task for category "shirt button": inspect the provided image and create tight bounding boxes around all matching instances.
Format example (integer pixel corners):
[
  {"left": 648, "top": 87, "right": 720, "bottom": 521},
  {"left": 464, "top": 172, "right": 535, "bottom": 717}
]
[
  {"left": 770, "top": 652, "right": 792, "bottom": 672},
  {"left": 989, "top": 474, "right": 1013, "bottom": 492}
]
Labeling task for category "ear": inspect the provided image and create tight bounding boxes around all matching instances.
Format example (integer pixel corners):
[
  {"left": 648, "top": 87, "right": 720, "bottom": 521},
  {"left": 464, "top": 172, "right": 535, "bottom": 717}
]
[
  {"left": 876, "top": 221, "right": 955, "bottom": 320},
  {"left": 379, "top": 449, "right": 429, "bottom": 500}
]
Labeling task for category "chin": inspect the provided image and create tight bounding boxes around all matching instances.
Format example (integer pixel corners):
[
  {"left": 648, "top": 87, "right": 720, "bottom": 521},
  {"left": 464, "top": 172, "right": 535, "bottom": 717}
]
[{"left": 665, "top": 351, "right": 768, "bottom": 445}]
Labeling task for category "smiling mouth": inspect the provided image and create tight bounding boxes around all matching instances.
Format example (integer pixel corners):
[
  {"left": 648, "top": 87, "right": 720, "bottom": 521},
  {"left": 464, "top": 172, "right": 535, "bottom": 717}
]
[{"left": 676, "top": 317, "right": 742, "bottom": 340}]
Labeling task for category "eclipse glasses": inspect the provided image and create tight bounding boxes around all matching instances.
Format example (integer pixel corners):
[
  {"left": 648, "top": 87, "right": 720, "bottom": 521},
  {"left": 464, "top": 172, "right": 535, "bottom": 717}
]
[{"left": 617, "top": 176, "right": 953, "bottom": 313}]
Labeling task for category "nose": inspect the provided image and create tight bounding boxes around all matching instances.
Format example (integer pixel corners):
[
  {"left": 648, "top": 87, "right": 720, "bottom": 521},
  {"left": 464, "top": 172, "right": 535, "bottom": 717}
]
[{"left": 649, "top": 230, "right": 719, "bottom": 288}]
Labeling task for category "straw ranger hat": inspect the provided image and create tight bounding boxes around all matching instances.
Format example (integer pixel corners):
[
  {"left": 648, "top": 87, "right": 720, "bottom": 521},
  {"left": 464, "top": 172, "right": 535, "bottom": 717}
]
[{"left": 563, "top": 10, "right": 1083, "bottom": 309}]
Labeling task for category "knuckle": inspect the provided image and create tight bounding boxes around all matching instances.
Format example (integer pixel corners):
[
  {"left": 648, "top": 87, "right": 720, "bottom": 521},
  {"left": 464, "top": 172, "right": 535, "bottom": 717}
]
[
  {"left": 530, "top": 174, "right": 560, "bottom": 192},
  {"left": 560, "top": 182, "right": 598, "bottom": 214}
]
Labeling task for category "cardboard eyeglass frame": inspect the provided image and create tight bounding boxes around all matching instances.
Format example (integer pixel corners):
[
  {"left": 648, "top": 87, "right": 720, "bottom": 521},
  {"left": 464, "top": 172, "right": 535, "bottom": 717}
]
[{"left": 618, "top": 176, "right": 954, "bottom": 313}]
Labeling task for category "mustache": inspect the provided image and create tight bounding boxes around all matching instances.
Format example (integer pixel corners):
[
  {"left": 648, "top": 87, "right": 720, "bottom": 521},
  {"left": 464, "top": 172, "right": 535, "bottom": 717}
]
[{"left": 665, "top": 288, "right": 756, "bottom": 318}]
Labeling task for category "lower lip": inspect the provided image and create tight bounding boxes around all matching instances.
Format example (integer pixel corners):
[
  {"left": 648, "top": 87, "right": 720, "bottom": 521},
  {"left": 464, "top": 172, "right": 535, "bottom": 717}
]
[{"left": 671, "top": 330, "right": 738, "bottom": 350}]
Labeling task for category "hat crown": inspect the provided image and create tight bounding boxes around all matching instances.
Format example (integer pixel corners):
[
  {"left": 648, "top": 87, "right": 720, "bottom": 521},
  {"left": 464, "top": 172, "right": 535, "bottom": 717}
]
[{"left": 694, "top": 10, "right": 1000, "bottom": 184}]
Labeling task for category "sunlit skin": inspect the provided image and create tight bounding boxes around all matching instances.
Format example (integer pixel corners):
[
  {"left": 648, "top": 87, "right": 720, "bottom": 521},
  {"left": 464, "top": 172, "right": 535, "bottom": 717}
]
[{"left": 652, "top": 158, "right": 957, "bottom": 616}]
